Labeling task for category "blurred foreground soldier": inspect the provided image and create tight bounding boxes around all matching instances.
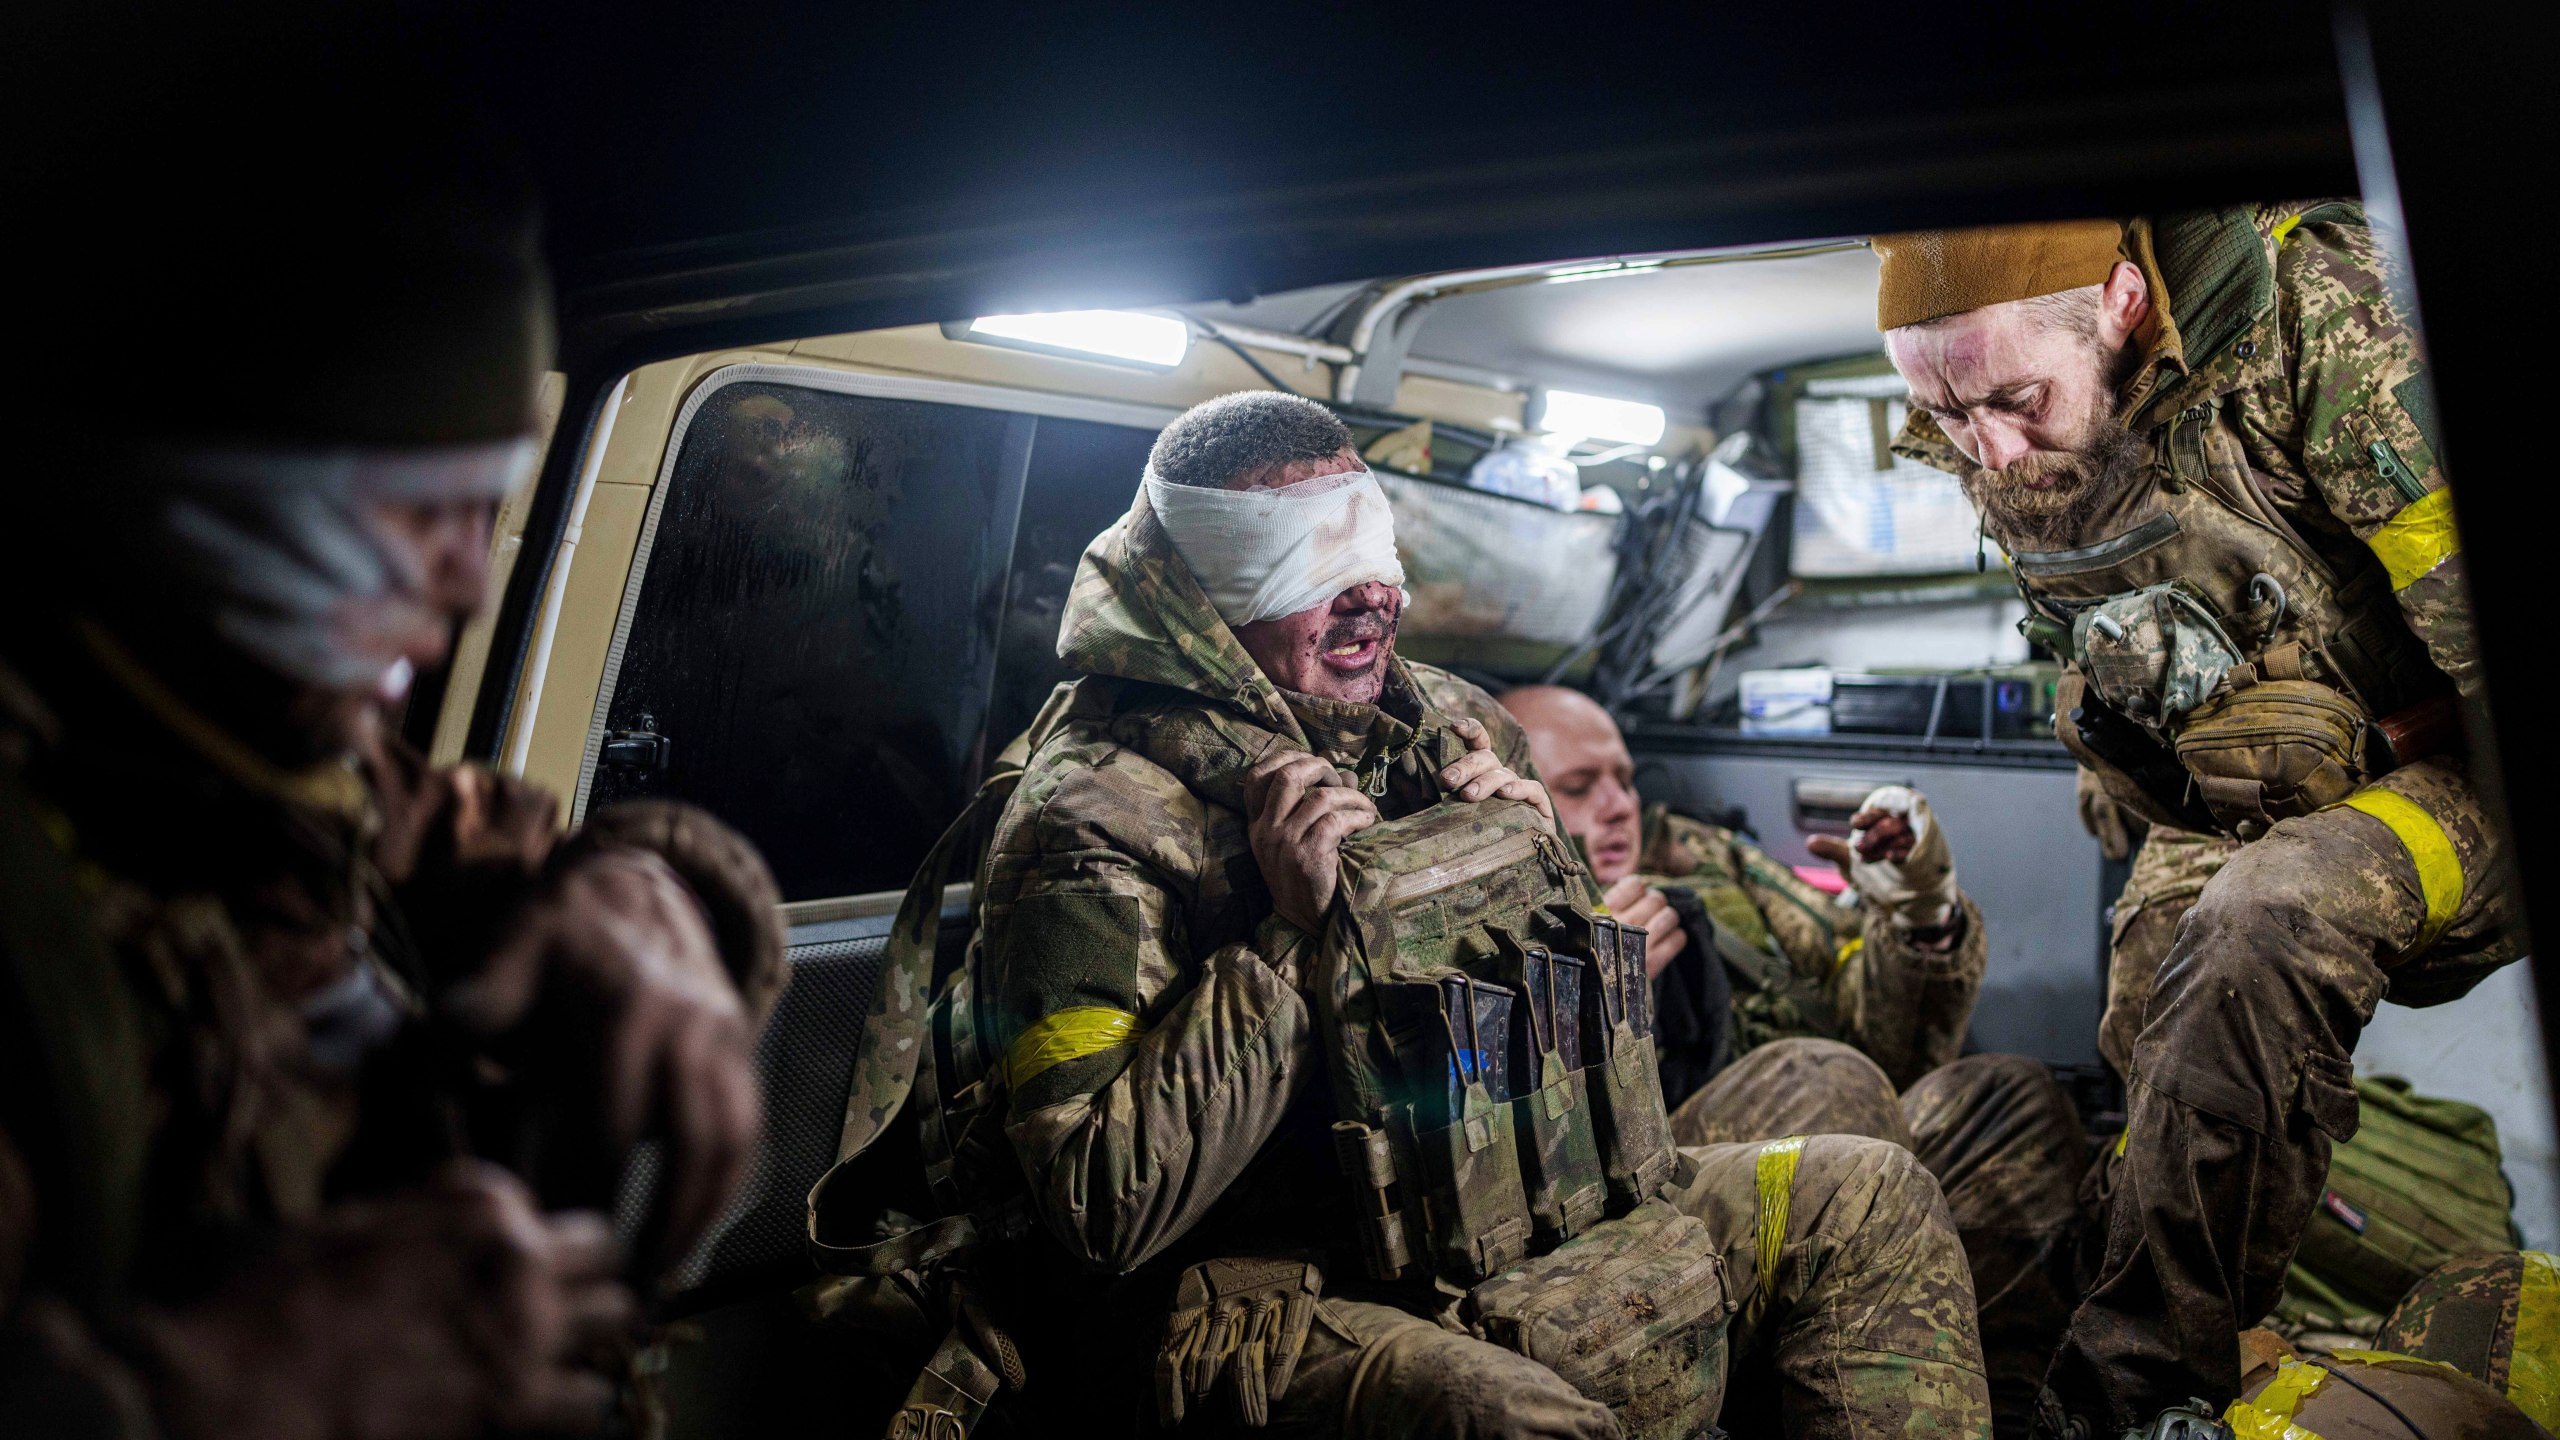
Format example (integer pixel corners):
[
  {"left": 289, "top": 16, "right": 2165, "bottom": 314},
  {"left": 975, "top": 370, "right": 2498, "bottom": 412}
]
[
  {"left": 0, "top": 120, "right": 780, "bottom": 1437},
  {"left": 1879, "top": 207, "right": 2521, "bottom": 1436},
  {"left": 1498, "top": 687, "right": 2078, "bottom": 1437},
  {"left": 1497, "top": 683, "right": 1985, "bottom": 1104},
  {"left": 811, "top": 391, "right": 1990, "bottom": 1439}
]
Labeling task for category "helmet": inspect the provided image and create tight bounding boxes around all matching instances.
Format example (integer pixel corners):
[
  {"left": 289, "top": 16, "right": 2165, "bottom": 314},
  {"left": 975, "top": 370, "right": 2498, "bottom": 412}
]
[{"left": 2376, "top": 1250, "right": 2560, "bottom": 1433}]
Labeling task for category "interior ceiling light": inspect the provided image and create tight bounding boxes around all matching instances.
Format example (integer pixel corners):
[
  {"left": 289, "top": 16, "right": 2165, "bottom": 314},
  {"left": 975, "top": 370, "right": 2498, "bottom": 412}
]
[
  {"left": 1536, "top": 388, "right": 1668, "bottom": 446},
  {"left": 1543, "top": 258, "right": 1668, "bottom": 285},
  {"left": 952, "top": 309, "right": 1191, "bottom": 368}
]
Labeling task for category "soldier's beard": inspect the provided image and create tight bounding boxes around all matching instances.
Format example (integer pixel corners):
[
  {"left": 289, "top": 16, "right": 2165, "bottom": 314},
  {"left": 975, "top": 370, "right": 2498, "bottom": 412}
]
[{"left": 1957, "top": 420, "right": 2147, "bottom": 551}]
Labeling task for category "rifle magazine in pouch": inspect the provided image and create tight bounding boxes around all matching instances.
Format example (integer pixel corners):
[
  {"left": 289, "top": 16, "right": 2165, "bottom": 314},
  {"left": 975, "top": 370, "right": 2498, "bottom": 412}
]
[
  {"left": 1558, "top": 913, "right": 1679, "bottom": 1210},
  {"left": 1464, "top": 1199, "right": 1733, "bottom": 1440},
  {"left": 2173, "top": 678, "right": 2369, "bottom": 835},
  {"left": 1380, "top": 976, "right": 1536, "bottom": 1283},
  {"left": 1491, "top": 936, "right": 1608, "bottom": 1245}
]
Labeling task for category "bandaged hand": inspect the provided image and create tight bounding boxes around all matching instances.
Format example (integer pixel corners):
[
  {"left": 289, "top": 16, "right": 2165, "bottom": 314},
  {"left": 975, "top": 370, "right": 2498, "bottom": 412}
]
[
  {"left": 1245, "top": 750, "right": 1379, "bottom": 932},
  {"left": 1437, "top": 716, "right": 1553, "bottom": 822},
  {"left": 1806, "top": 785, "right": 1958, "bottom": 936},
  {"left": 1156, "top": 1256, "right": 1323, "bottom": 1429}
]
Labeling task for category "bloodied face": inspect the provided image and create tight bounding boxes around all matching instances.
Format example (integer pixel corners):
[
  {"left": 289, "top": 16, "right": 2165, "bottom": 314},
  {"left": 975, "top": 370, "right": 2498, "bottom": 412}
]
[
  {"left": 1229, "top": 446, "right": 1405, "bottom": 704},
  {"left": 1886, "top": 265, "right": 2154, "bottom": 549}
]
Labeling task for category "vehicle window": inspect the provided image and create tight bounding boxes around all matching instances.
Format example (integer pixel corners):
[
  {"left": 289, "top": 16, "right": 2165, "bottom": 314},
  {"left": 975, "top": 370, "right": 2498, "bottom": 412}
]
[
  {"left": 588, "top": 380, "right": 1035, "bottom": 901},
  {"left": 985, "top": 415, "right": 1158, "bottom": 748}
]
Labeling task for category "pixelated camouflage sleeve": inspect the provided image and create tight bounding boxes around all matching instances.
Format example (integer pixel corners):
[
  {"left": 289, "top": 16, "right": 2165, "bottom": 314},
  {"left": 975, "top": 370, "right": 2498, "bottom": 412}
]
[
  {"left": 2284, "top": 217, "right": 2482, "bottom": 697},
  {"left": 985, "top": 752, "right": 1312, "bottom": 1275},
  {"left": 1828, "top": 891, "right": 1986, "bottom": 1090}
]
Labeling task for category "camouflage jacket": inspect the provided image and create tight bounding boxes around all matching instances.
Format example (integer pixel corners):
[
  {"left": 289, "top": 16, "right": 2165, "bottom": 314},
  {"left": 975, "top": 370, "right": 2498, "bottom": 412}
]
[
  {"left": 0, "top": 623, "right": 576, "bottom": 1432},
  {"left": 1637, "top": 808, "right": 1985, "bottom": 1091},
  {"left": 978, "top": 488, "right": 1537, "bottom": 1279},
  {"left": 1896, "top": 202, "right": 2478, "bottom": 703}
]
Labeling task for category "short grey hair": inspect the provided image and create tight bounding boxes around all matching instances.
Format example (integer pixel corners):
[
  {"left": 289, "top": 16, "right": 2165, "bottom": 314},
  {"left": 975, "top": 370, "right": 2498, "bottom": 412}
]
[{"left": 1148, "top": 391, "right": 1353, "bottom": 490}]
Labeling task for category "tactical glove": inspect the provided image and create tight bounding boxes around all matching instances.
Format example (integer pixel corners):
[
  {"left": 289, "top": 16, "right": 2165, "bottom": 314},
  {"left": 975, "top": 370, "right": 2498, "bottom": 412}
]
[
  {"left": 564, "top": 799, "right": 787, "bottom": 1026},
  {"left": 1156, "top": 1256, "right": 1323, "bottom": 1429},
  {"left": 1844, "top": 785, "right": 1958, "bottom": 932}
]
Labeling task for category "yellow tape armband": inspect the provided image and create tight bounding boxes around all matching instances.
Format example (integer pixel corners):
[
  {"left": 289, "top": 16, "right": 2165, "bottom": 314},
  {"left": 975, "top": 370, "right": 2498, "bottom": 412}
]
[
  {"left": 1755, "top": 1135, "right": 1808, "bottom": 1302},
  {"left": 2368, "top": 487, "right": 2461, "bottom": 591},
  {"left": 1004, "top": 1006, "right": 1147, "bottom": 1091},
  {"left": 2332, "top": 788, "right": 2464, "bottom": 954},
  {"left": 2509, "top": 1251, "right": 2560, "bottom": 1432},
  {"left": 2272, "top": 213, "right": 2305, "bottom": 247},
  {"left": 2225, "top": 1358, "right": 2329, "bottom": 1440},
  {"left": 1831, "top": 936, "right": 1863, "bottom": 977}
]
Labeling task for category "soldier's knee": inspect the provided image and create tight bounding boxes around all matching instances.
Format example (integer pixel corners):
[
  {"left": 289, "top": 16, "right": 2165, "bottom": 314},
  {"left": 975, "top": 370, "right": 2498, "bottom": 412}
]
[
  {"left": 2157, "top": 854, "right": 2334, "bottom": 1006},
  {"left": 1790, "top": 1133, "right": 1945, "bottom": 1243},
  {"left": 1340, "top": 1322, "right": 1616, "bottom": 1440}
]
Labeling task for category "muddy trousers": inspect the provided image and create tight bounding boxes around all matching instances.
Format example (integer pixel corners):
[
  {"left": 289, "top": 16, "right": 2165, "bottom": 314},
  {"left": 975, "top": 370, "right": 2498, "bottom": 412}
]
[
  {"left": 1252, "top": 1134, "right": 1992, "bottom": 1440},
  {"left": 1671, "top": 1040, "right": 2087, "bottom": 1440},
  {"left": 2045, "top": 759, "right": 2521, "bottom": 1433}
]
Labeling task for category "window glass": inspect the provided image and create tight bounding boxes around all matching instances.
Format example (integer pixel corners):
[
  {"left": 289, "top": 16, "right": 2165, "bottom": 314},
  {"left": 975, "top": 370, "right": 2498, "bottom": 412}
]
[
  {"left": 985, "top": 416, "right": 1159, "bottom": 748},
  {"left": 590, "top": 381, "right": 1034, "bottom": 901}
]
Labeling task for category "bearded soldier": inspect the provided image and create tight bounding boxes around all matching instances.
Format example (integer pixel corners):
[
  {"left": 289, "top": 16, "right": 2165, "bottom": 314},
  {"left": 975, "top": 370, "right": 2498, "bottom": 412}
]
[
  {"left": 816, "top": 390, "right": 1991, "bottom": 1440},
  {"left": 1877, "top": 209, "right": 2521, "bottom": 1437},
  {"left": 1, "top": 112, "right": 781, "bottom": 1436}
]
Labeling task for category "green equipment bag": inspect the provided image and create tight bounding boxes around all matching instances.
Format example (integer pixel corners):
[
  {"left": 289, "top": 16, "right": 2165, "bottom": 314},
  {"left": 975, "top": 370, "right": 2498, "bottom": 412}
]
[{"left": 2275, "top": 1073, "right": 2521, "bottom": 1341}]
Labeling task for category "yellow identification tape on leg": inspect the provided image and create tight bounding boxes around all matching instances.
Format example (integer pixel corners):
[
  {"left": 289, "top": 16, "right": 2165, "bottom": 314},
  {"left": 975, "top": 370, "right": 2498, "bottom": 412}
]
[
  {"left": 1831, "top": 936, "right": 1863, "bottom": 977},
  {"left": 2332, "top": 788, "right": 2464, "bottom": 954},
  {"left": 2225, "top": 1358, "right": 2330, "bottom": 1440},
  {"left": 2507, "top": 1251, "right": 2560, "bottom": 1432},
  {"left": 2367, "top": 488, "right": 2461, "bottom": 591},
  {"left": 1004, "top": 1006, "right": 1147, "bottom": 1090},
  {"left": 1756, "top": 1135, "right": 1808, "bottom": 1304}
]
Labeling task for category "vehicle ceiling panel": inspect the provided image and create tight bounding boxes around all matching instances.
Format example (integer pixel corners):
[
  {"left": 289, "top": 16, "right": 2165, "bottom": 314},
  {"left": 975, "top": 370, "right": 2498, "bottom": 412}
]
[{"left": 1201, "top": 249, "right": 1888, "bottom": 422}]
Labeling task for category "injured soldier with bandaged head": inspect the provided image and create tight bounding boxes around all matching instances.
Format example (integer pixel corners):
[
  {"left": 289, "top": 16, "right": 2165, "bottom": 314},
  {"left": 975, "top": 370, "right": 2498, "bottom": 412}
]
[{"left": 836, "top": 389, "right": 1996, "bottom": 1439}]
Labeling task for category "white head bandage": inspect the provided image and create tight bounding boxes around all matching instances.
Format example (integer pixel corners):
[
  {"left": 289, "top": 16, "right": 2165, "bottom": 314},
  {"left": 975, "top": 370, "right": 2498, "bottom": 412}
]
[
  {"left": 1143, "top": 464, "right": 1407, "bottom": 628},
  {"left": 119, "top": 438, "right": 539, "bottom": 694}
]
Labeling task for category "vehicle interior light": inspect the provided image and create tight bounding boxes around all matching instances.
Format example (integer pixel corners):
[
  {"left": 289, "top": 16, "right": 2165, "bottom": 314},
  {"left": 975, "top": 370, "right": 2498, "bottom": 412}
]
[
  {"left": 1536, "top": 389, "right": 1667, "bottom": 446},
  {"left": 958, "top": 309, "right": 1191, "bottom": 368}
]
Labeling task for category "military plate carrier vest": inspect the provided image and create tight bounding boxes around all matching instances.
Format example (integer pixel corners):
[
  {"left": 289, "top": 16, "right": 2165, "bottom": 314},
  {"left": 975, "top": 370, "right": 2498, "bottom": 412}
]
[
  {"left": 2016, "top": 208, "right": 2453, "bottom": 839},
  {"left": 1133, "top": 694, "right": 1732, "bottom": 1438},
  {"left": 809, "top": 679, "right": 1732, "bottom": 1439}
]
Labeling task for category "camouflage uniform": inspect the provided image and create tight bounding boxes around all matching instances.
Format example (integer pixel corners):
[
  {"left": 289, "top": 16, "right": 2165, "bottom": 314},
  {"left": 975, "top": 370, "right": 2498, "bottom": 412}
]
[
  {"left": 971, "top": 490, "right": 1993, "bottom": 1437},
  {"left": 0, "top": 625, "right": 775, "bottom": 1434},
  {"left": 2096, "top": 826, "right": 2239, "bottom": 1082},
  {"left": 1670, "top": 1038, "right": 2089, "bottom": 1440},
  {"left": 1636, "top": 810, "right": 1987, "bottom": 1093},
  {"left": 1894, "top": 202, "right": 2525, "bottom": 1431}
]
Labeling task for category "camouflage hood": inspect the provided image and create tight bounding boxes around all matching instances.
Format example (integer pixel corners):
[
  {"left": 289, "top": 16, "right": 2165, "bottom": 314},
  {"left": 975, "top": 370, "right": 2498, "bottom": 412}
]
[{"left": 1057, "top": 486, "right": 1314, "bottom": 747}]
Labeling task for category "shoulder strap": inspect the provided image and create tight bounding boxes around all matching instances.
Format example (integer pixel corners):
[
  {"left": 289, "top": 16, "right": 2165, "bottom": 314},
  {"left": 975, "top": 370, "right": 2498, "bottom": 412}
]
[{"left": 822, "top": 681, "right": 1097, "bottom": 1168}]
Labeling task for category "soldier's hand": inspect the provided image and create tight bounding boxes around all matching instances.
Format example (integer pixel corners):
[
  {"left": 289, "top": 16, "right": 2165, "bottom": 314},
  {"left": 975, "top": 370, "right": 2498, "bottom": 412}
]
[
  {"left": 1437, "top": 716, "right": 1554, "bottom": 822},
  {"left": 1244, "top": 750, "right": 1379, "bottom": 933},
  {"left": 138, "top": 1164, "right": 636, "bottom": 1439},
  {"left": 1806, "top": 786, "right": 1959, "bottom": 936},
  {"left": 1601, "top": 875, "right": 1688, "bottom": 977},
  {"left": 1157, "top": 1257, "right": 1322, "bottom": 1429},
  {"left": 443, "top": 848, "right": 761, "bottom": 1270}
]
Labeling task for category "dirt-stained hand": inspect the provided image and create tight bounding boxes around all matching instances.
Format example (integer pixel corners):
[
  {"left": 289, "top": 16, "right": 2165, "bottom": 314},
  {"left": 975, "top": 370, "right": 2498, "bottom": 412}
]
[
  {"left": 441, "top": 848, "right": 759, "bottom": 1270},
  {"left": 1244, "top": 749, "right": 1380, "bottom": 933},
  {"left": 1601, "top": 874, "right": 1688, "bottom": 978},
  {"left": 1804, "top": 785, "right": 1957, "bottom": 935},
  {"left": 1435, "top": 716, "right": 1554, "bottom": 822},
  {"left": 139, "top": 1163, "right": 635, "bottom": 1440}
]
